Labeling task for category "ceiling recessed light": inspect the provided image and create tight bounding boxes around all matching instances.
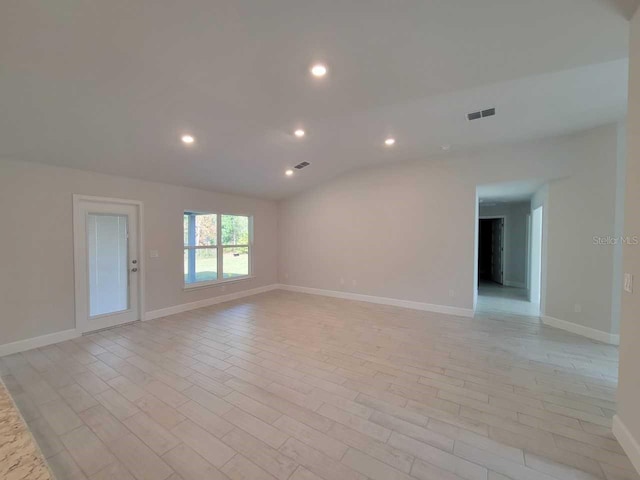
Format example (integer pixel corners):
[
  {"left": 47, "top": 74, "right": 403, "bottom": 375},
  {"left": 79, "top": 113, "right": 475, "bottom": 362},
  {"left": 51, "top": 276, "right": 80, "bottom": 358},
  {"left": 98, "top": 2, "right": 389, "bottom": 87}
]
[
  {"left": 294, "top": 129, "right": 305, "bottom": 137},
  {"left": 285, "top": 169, "right": 294, "bottom": 176},
  {"left": 384, "top": 138, "right": 396, "bottom": 146},
  {"left": 181, "top": 134, "right": 195, "bottom": 144},
  {"left": 310, "top": 64, "right": 328, "bottom": 77},
  {"left": 441, "top": 144, "right": 451, "bottom": 151}
]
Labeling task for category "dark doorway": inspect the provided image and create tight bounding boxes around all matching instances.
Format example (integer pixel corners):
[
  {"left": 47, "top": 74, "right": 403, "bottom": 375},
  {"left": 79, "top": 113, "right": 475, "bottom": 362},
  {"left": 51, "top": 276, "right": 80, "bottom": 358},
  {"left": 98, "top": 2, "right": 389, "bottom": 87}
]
[{"left": 478, "top": 218, "right": 504, "bottom": 284}]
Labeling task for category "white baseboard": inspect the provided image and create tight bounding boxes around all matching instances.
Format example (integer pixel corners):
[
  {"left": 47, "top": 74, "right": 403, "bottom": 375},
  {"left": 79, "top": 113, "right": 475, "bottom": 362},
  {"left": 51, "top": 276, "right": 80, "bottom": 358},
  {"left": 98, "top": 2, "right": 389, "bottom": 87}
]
[
  {"left": 278, "top": 284, "right": 474, "bottom": 318},
  {"left": 145, "top": 284, "right": 280, "bottom": 321},
  {"left": 0, "top": 329, "right": 80, "bottom": 357},
  {"left": 613, "top": 415, "right": 640, "bottom": 475},
  {"left": 0, "top": 285, "right": 279, "bottom": 357},
  {"left": 542, "top": 315, "right": 619, "bottom": 345},
  {"left": 503, "top": 280, "right": 526, "bottom": 289}
]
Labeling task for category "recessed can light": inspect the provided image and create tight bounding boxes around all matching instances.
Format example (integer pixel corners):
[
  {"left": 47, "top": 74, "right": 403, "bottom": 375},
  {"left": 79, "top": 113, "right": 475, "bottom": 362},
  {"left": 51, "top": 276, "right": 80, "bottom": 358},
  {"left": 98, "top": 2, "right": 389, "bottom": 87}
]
[
  {"left": 441, "top": 144, "right": 451, "bottom": 151},
  {"left": 181, "top": 135, "right": 195, "bottom": 144},
  {"left": 310, "top": 64, "right": 328, "bottom": 77},
  {"left": 294, "top": 129, "right": 305, "bottom": 137},
  {"left": 285, "top": 169, "right": 294, "bottom": 176},
  {"left": 384, "top": 138, "right": 396, "bottom": 146}
]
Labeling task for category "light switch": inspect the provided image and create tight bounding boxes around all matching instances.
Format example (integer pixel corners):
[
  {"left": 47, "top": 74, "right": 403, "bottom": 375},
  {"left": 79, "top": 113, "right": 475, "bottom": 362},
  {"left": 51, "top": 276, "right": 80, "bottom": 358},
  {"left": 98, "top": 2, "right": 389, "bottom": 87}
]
[
  {"left": 624, "top": 273, "right": 633, "bottom": 293},
  {"left": 149, "top": 250, "right": 159, "bottom": 258}
]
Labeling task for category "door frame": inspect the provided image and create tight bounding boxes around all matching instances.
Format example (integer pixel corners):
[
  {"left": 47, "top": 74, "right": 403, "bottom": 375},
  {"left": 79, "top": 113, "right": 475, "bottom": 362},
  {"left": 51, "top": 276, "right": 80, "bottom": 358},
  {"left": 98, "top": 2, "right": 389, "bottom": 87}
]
[
  {"left": 73, "top": 194, "right": 145, "bottom": 333},
  {"left": 479, "top": 215, "right": 507, "bottom": 285},
  {"left": 529, "top": 206, "right": 543, "bottom": 305}
]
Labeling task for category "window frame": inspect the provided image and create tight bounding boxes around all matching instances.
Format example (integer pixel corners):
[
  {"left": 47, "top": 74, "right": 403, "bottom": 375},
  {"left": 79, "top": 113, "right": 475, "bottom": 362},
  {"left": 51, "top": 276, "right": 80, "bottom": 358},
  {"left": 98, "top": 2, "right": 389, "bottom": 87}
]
[{"left": 183, "top": 211, "right": 253, "bottom": 289}]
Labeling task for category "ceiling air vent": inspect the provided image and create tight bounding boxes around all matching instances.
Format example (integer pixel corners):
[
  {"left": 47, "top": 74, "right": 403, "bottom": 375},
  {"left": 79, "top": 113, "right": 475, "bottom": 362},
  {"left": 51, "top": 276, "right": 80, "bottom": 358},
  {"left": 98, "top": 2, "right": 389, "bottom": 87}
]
[
  {"left": 294, "top": 161, "right": 310, "bottom": 169},
  {"left": 467, "top": 107, "right": 496, "bottom": 121}
]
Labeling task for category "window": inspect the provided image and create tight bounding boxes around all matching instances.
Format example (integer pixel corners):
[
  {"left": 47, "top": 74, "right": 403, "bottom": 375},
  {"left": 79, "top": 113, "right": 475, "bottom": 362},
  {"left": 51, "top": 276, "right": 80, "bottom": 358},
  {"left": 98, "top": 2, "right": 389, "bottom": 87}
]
[{"left": 184, "top": 212, "right": 251, "bottom": 286}]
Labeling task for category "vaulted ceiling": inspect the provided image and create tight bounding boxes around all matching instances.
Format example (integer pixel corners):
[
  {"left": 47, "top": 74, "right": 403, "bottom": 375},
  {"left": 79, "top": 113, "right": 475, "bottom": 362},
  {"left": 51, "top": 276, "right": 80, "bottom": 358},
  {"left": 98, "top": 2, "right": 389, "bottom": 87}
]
[{"left": 0, "top": 0, "right": 634, "bottom": 199}]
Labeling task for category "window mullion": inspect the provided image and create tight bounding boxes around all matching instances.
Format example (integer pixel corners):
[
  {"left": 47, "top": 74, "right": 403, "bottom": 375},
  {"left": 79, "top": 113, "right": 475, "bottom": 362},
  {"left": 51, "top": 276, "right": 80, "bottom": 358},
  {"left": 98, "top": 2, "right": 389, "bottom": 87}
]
[
  {"left": 249, "top": 216, "right": 253, "bottom": 276},
  {"left": 217, "top": 213, "right": 223, "bottom": 280},
  {"left": 187, "top": 214, "right": 196, "bottom": 284}
]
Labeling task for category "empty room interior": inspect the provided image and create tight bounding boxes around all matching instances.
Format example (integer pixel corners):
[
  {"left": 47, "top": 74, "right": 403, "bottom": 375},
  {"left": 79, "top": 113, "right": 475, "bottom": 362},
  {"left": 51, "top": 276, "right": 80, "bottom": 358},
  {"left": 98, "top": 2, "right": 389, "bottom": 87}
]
[{"left": 3, "top": 2, "right": 640, "bottom": 480}]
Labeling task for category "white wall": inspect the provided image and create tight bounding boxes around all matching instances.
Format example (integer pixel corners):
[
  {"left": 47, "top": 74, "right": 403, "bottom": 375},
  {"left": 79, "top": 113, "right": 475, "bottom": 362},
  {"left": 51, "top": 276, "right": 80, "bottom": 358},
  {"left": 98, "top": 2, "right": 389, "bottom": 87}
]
[
  {"left": 543, "top": 122, "right": 623, "bottom": 334},
  {"left": 611, "top": 122, "right": 627, "bottom": 335},
  {"left": 0, "top": 158, "right": 278, "bottom": 346},
  {"left": 279, "top": 124, "right": 622, "bottom": 334},
  {"left": 0, "top": 122, "right": 626, "bottom": 354},
  {"left": 616, "top": 5, "right": 640, "bottom": 474},
  {"left": 280, "top": 162, "right": 476, "bottom": 312},
  {"left": 479, "top": 201, "right": 531, "bottom": 288}
]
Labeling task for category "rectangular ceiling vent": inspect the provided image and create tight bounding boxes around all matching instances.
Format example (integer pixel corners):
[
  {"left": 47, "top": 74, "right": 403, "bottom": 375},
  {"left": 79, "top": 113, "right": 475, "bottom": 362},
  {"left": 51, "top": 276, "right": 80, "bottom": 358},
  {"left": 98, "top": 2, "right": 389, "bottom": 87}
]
[
  {"left": 467, "top": 108, "right": 496, "bottom": 121},
  {"left": 294, "top": 161, "right": 310, "bottom": 169}
]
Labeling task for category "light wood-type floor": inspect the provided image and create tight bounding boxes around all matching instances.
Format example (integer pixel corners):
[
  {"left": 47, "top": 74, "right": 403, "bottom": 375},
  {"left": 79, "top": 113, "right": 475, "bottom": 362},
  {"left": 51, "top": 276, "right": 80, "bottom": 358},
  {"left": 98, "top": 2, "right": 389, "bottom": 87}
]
[
  {"left": 476, "top": 281, "right": 540, "bottom": 317},
  {"left": 0, "top": 290, "right": 637, "bottom": 480}
]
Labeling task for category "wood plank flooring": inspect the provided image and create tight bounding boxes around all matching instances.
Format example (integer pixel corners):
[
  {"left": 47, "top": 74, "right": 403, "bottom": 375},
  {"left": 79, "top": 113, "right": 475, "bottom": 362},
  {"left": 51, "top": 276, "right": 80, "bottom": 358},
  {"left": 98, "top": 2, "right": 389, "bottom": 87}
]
[{"left": 1, "top": 290, "right": 637, "bottom": 480}]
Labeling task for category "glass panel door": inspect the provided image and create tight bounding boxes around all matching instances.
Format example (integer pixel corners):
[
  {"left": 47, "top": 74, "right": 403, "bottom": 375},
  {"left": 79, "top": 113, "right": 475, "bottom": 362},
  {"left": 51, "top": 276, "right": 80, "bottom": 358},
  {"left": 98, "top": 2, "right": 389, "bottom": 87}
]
[
  {"left": 87, "top": 213, "right": 129, "bottom": 316},
  {"left": 74, "top": 196, "right": 140, "bottom": 334}
]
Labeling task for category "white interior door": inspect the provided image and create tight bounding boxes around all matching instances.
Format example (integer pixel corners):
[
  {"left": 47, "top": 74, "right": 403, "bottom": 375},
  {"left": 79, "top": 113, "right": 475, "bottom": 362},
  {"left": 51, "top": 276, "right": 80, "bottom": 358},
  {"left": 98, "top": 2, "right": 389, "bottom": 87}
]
[
  {"left": 74, "top": 196, "right": 142, "bottom": 333},
  {"left": 530, "top": 206, "right": 543, "bottom": 305}
]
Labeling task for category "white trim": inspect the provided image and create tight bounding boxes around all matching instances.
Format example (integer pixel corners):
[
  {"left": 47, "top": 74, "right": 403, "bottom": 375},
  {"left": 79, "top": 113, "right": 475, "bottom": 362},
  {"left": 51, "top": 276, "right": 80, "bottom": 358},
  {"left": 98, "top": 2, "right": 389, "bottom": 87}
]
[
  {"left": 525, "top": 212, "right": 531, "bottom": 291},
  {"left": 613, "top": 415, "right": 640, "bottom": 475},
  {"left": 278, "top": 284, "right": 474, "bottom": 318},
  {"left": 145, "top": 284, "right": 279, "bottom": 321},
  {"left": 0, "top": 329, "right": 80, "bottom": 357},
  {"left": 138, "top": 202, "right": 146, "bottom": 322},
  {"left": 542, "top": 315, "right": 619, "bottom": 345},
  {"left": 0, "top": 284, "right": 277, "bottom": 355},
  {"left": 529, "top": 205, "right": 544, "bottom": 306},
  {"left": 503, "top": 280, "right": 527, "bottom": 289},
  {"left": 183, "top": 275, "right": 256, "bottom": 291}
]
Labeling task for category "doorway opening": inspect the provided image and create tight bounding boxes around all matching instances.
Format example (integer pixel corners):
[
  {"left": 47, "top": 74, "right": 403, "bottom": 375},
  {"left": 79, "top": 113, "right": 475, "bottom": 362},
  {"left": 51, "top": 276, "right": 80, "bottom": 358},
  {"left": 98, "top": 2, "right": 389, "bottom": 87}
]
[
  {"left": 475, "top": 197, "right": 541, "bottom": 317},
  {"left": 478, "top": 217, "right": 505, "bottom": 285}
]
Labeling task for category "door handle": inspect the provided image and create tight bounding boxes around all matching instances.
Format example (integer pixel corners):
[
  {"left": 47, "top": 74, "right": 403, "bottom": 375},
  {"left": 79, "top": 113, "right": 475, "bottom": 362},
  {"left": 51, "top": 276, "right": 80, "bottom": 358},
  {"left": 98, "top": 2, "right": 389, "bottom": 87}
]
[{"left": 131, "top": 268, "right": 138, "bottom": 273}]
